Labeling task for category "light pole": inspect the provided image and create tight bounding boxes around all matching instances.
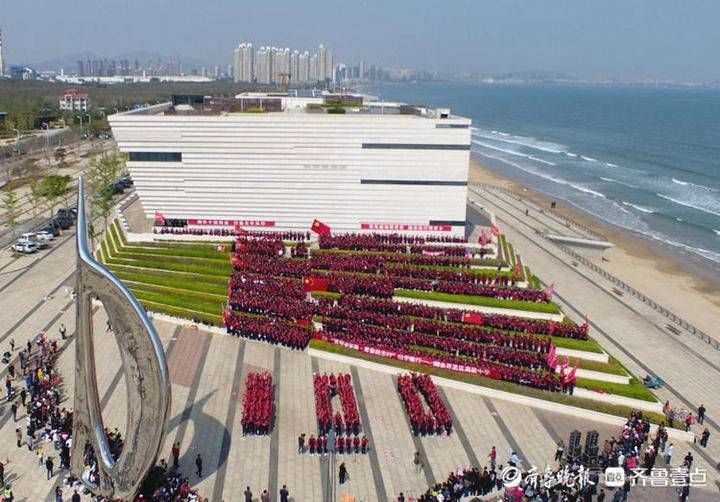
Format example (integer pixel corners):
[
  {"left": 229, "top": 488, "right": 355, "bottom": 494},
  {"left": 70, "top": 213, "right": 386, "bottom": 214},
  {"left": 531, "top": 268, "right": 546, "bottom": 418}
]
[
  {"left": 76, "top": 114, "right": 84, "bottom": 137},
  {"left": 42, "top": 123, "right": 50, "bottom": 166}
]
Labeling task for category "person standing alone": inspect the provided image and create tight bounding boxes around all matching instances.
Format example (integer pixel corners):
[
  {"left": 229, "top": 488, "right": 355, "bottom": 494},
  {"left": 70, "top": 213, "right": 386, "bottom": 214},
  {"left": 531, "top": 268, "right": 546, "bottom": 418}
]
[{"left": 195, "top": 453, "right": 203, "bottom": 477}]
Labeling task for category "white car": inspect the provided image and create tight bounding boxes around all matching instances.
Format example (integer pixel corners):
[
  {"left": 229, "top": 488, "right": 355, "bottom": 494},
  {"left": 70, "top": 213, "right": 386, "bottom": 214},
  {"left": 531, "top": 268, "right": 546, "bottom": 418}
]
[
  {"left": 35, "top": 230, "right": 55, "bottom": 241},
  {"left": 12, "top": 241, "right": 38, "bottom": 254},
  {"left": 18, "top": 232, "right": 50, "bottom": 248}
]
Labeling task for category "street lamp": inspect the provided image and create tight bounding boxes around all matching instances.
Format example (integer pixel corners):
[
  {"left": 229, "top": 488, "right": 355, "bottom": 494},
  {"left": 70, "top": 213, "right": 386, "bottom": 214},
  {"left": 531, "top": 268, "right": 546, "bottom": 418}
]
[
  {"left": 76, "top": 114, "right": 84, "bottom": 136},
  {"left": 42, "top": 123, "right": 50, "bottom": 165}
]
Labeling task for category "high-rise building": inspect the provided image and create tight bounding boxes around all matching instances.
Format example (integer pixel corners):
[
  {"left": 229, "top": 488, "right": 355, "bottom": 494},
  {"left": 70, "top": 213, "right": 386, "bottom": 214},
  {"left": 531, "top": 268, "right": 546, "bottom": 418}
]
[
  {"left": 0, "top": 29, "right": 5, "bottom": 77},
  {"left": 289, "top": 50, "right": 300, "bottom": 84},
  {"left": 272, "top": 47, "right": 289, "bottom": 84},
  {"left": 298, "top": 52, "right": 309, "bottom": 83},
  {"left": 317, "top": 44, "right": 327, "bottom": 83},
  {"left": 77, "top": 60, "right": 85, "bottom": 77},
  {"left": 255, "top": 46, "right": 273, "bottom": 84},
  {"left": 233, "top": 42, "right": 254, "bottom": 83},
  {"left": 309, "top": 54, "right": 318, "bottom": 83}
]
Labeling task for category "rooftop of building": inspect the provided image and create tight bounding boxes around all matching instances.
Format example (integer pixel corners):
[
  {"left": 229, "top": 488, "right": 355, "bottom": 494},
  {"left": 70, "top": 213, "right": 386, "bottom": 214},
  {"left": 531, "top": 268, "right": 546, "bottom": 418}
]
[{"left": 113, "top": 91, "right": 469, "bottom": 121}]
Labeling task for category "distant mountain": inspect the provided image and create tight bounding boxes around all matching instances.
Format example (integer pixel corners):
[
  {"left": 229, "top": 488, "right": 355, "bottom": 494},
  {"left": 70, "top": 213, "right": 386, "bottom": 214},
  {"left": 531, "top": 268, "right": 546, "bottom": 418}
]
[
  {"left": 29, "top": 50, "right": 212, "bottom": 72},
  {"left": 490, "top": 70, "right": 580, "bottom": 82}
]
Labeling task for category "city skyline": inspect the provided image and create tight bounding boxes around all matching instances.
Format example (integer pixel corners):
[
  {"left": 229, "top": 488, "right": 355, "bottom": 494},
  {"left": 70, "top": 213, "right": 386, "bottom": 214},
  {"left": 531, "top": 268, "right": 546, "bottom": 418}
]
[{"left": 1, "top": 1, "right": 720, "bottom": 83}]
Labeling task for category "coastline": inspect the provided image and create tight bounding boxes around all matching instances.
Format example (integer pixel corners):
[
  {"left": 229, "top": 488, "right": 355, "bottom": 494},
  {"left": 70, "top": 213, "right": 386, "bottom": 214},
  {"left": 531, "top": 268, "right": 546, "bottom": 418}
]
[{"left": 469, "top": 157, "right": 720, "bottom": 337}]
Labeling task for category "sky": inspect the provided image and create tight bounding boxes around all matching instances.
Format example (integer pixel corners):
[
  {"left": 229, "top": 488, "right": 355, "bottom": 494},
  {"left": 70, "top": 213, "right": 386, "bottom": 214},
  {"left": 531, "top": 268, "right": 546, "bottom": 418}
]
[{"left": 2, "top": 0, "right": 719, "bottom": 82}]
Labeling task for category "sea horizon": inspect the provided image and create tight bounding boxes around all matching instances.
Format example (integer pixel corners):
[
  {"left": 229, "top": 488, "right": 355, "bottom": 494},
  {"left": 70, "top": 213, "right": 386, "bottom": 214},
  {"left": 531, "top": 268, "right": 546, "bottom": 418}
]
[{"left": 363, "top": 82, "right": 720, "bottom": 279}]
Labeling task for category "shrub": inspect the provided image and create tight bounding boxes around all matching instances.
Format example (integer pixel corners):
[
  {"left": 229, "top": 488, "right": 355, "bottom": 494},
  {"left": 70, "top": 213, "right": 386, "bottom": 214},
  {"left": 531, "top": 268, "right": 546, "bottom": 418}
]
[{"left": 394, "top": 289, "right": 562, "bottom": 314}]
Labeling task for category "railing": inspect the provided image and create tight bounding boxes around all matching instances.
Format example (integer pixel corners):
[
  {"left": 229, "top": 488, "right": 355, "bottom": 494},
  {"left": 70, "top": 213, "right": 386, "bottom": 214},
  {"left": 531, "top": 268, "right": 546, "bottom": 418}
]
[{"left": 472, "top": 184, "right": 720, "bottom": 351}]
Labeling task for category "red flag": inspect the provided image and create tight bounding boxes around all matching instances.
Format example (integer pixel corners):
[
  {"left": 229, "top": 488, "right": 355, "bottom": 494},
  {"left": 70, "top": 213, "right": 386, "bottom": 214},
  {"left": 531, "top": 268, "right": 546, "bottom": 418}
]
[
  {"left": 296, "top": 319, "right": 311, "bottom": 327},
  {"left": 154, "top": 211, "right": 166, "bottom": 225},
  {"left": 479, "top": 229, "right": 489, "bottom": 246},
  {"left": 303, "top": 276, "right": 329, "bottom": 293},
  {"left": 234, "top": 223, "right": 249, "bottom": 235},
  {"left": 230, "top": 255, "right": 242, "bottom": 268},
  {"left": 461, "top": 312, "right": 483, "bottom": 325},
  {"left": 311, "top": 219, "right": 331, "bottom": 235},
  {"left": 564, "top": 365, "right": 578, "bottom": 384},
  {"left": 548, "top": 320, "right": 556, "bottom": 336},
  {"left": 546, "top": 344, "right": 557, "bottom": 368},
  {"left": 490, "top": 223, "right": 500, "bottom": 237},
  {"left": 514, "top": 262, "right": 522, "bottom": 279},
  {"left": 543, "top": 283, "right": 554, "bottom": 300},
  {"left": 559, "top": 357, "right": 569, "bottom": 377}
]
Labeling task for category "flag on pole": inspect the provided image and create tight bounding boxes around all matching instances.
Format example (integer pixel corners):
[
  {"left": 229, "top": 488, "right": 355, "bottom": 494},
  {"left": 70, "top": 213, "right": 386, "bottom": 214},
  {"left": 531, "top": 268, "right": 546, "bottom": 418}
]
[
  {"left": 311, "top": 219, "right": 331, "bottom": 235},
  {"left": 559, "top": 357, "right": 569, "bottom": 377},
  {"left": 543, "top": 283, "right": 554, "bottom": 300},
  {"left": 154, "top": 211, "right": 166, "bottom": 226},
  {"left": 545, "top": 344, "right": 557, "bottom": 369},
  {"left": 564, "top": 364, "right": 578, "bottom": 384},
  {"left": 514, "top": 262, "right": 522, "bottom": 280},
  {"left": 548, "top": 320, "right": 556, "bottom": 336},
  {"left": 490, "top": 222, "right": 500, "bottom": 237},
  {"left": 479, "top": 229, "right": 489, "bottom": 246},
  {"left": 303, "top": 276, "right": 329, "bottom": 293}
]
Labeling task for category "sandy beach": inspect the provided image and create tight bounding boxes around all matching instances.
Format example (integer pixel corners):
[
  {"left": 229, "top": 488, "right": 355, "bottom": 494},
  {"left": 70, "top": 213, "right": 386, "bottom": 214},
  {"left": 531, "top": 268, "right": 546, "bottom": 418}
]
[{"left": 469, "top": 157, "right": 720, "bottom": 339}]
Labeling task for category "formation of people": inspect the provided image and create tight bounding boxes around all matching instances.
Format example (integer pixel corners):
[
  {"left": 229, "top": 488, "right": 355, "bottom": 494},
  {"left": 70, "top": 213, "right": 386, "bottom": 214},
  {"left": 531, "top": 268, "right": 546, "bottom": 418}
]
[
  {"left": 397, "top": 373, "right": 453, "bottom": 436},
  {"left": 241, "top": 372, "right": 274, "bottom": 435}
]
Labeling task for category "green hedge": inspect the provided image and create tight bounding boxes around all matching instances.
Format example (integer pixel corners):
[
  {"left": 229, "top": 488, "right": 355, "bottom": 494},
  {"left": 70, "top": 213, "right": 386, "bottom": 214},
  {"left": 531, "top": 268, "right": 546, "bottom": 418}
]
[
  {"left": 550, "top": 336, "right": 604, "bottom": 354},
  {"left": 139, "top": 300, "right": 223, "bottom": 326},
  {"left": 118, "top": 245, "right": 231, "bottom": 261},
  {"left": 104, "top": 256, "right": 231, "bottom": 277},
  {"left": 112, "top": 269, "right": 227, "bottom": 296},
  {"left": 106, "top": 264, "right": 229, "bottom": 286},
  {"left": 386, "top": 262, "right": 513, "bottom": 279},
  {"left": 113, "top": 250, "right": 230, "bottom": 267},
  {"left": 128, "top": 282, "right": 226, "bottom": 304},
  {"left": 309, "top": 340, "right": 665, "bottom": 424},
  {"left": 130, "top": 240, "right": 232, "bottom": 251},
  {"left": 394, "top": 289, "right": 562, "bottom": 314},
  {"left": 575, "top": 377, "right": 656, "bottom": 402},
  {"left": 132, "top": 289, "right": 223, "bottom": 317}
]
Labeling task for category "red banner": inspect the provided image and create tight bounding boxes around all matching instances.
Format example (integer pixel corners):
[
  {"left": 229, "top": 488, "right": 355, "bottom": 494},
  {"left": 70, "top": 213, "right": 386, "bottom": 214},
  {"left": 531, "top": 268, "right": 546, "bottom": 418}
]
[
  {"left": 360, "top": 223, "right": 452, "bottom": 232},
  {"left": 188, "top": 219, "right": 275, "bottom": 227},
  {"left": 311, "top": 219, "right": 332, "bottom": 236},
  {"left": 322, "top": 336, "right": 500, "bottom": 379}
]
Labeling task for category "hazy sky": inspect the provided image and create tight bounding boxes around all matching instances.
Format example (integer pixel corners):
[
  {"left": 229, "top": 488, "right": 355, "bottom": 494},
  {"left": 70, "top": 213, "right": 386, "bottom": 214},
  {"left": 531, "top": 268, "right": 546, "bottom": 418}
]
[{"left": 2, "top": 0, "right": 719, "bottom": 81}]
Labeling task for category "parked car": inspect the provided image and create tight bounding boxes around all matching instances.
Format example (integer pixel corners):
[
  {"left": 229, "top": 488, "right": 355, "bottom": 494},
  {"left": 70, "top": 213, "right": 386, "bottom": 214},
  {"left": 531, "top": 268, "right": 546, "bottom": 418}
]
[
  {"left": 41, "top": 223, "right": 61, "bottom": 237},
  {"left": 12, "top": 241, "right": 38, "bottom": 254},
  {"left": 119, "top": 175, "right": 134, "bottom": 187},
  {"left": 53, "top": 215, "right": 73, "bottom": 230},
  {"left": 35, "top": 230, "right": 55, "bottom": 241},
  {"left": 57, "top": 208, "right": 76, "bottom": 220},
  {"left": 18, "top": 232, "right": 49, "bottom": 249}
]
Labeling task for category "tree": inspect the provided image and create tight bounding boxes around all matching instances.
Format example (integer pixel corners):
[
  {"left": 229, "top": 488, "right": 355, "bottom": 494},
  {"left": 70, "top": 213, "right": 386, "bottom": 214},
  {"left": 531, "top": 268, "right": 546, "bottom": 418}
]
[
  {"left": 1, "top": 188, "right": 19, "bottom": 236},
  {"left": 38, "top": 175, "right": 71, "bottom": 217},
  {"left": 87, "top": 151, "right": 124, "bottom": 232},
  {"left": 29, "top": 178, "right": 45, "bottom": 218}
]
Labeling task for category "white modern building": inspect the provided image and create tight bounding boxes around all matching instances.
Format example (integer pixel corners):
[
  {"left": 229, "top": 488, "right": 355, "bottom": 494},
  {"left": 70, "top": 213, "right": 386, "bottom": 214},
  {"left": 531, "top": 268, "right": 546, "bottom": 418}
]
[
  {"left": 108, "top": 93, "right": 471, "bottom": 236},
  {"left": 59, "top": 89, "right": 91, "bottom": 111}
]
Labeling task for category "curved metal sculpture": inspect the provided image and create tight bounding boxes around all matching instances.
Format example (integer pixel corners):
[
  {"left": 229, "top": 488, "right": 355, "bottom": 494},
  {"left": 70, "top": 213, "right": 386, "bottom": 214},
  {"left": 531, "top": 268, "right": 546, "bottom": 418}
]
[{"left": 71, "top": 178, "right": 171, "bottom": 500}]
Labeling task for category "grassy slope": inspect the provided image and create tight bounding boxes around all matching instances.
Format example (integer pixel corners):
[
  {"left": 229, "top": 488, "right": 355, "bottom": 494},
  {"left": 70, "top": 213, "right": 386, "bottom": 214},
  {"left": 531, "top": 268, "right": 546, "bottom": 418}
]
[{"left": 394, "top": 289, "right": 561, "bottom": 314}]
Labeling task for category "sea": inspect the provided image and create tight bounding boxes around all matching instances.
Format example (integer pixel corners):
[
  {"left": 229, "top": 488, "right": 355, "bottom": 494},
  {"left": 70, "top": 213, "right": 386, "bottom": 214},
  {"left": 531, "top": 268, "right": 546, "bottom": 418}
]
[{"left": 364, "top": 82, "right": 720, "bottom": 277}]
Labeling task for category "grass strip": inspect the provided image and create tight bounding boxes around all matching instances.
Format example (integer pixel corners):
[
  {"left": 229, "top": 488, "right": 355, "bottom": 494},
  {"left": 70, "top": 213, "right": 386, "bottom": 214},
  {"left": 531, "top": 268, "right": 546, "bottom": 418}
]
[
  {"left": 113, "top": 250, "right": 230, "bottom": 267},
  {"left": 112, "top": 269, "right": 228, "bottom": 296},
  {"left": 309, "top": 339, "right": 664, "bottom": 424},
  {"left": 106, "top": 264, "right": 229, "bottom": 286},
  {"left": 385, "top": 262, "right": 513, "bottom": 278},
  {"left": 117, "top": 245, "right": 231, "bottom": 260},
  {"left": 104, "top": 256, "right": 231, "bottom": 277},
  {"left": 394, "top": 289, "right": 561, "bottom": 314},
  {"left": 128, "top": 281, "right": 226, "bottom": 303},
  {"left": 139, "top": 299, "right": 223, "bottom": 326},
  {"left": 132, "top": 289, "right": 223, "bottom": 317}
]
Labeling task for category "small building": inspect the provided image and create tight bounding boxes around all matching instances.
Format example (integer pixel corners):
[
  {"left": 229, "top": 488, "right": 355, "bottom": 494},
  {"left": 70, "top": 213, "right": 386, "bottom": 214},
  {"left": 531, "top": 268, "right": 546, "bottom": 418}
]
[
  {"left": 59, "top": 89, "right": 91, "bottom": 112},
  {"left": 0, "top": 112, "right": 6, "bottom": 125}
]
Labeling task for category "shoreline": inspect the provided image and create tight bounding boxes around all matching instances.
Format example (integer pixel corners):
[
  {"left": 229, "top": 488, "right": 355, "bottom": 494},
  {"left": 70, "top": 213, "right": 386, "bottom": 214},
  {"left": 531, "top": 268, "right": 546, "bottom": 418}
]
[{"left": 468, "top": 157, "right": 720, "bottom": 337}]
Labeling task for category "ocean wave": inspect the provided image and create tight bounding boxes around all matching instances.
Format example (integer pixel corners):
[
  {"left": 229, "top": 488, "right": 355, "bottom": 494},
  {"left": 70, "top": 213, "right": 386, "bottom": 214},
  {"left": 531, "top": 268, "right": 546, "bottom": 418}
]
[
  {"left": 599, "top": 177, "right": 641, "bottom": 189},
  {"left": 656, "top": 194, "right": 720, "bottom": 217},
  {"left": 606, "top": 163, "right": 618, "bottom": 168},
  {"left": 565, "top": 152, "right": 578, "bottom": 158},
  {"left": 580, "top": 155, "right": 597, "bottom": 162},
  {"left": 621, "top": 201, "right": 654, "bottom": 214},
  {"left": 671, "top": 177, "right": 719, "bottom": 193},
  {"left": 527, "top": 155, "right": 557, "bottom": 166},
  {"left": 714, "top": 229, "right": 720, "bottom": 236},
  {"left": 472, "top": 128, "right": 567, "bottom": 154}
]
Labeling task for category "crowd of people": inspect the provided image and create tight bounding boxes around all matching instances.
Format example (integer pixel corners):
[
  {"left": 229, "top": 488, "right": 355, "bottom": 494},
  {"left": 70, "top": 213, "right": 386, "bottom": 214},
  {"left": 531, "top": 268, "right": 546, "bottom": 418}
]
[
  {"left": 397, "top": 373, "right": 453, "bottom": 436},
  {"left": 418, "top": 466, "right": 501, "bottom": 501},
  {"left": 241, "top": 372, "right": 274, "bottom": 435},
  {"left": 223, "top": 310, "right": 311, "bottom": 349},
  {"left": 297, "top": 433, "right": 370, "bottom": 455},
  {"left": 312, "top": 373, "right": 362, "bottom": 436},
  {"left": 154, "top": 226, "right": 309, "bottom": 241}
]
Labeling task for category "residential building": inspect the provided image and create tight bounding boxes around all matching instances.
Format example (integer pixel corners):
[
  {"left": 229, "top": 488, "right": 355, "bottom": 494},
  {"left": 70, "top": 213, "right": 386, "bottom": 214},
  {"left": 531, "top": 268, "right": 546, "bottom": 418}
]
[
  {"left": 233, "top": 42, "right": 254, "bottom": 83},
  {"left": 59, "top": 89, "right": 91, "bottom": 111}
]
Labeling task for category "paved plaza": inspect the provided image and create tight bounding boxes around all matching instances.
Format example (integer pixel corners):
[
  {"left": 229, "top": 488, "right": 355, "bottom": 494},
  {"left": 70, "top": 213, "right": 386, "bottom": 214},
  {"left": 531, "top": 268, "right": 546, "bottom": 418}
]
[{"left": 0, "top": 199, "right": 719, "bottom": 501}]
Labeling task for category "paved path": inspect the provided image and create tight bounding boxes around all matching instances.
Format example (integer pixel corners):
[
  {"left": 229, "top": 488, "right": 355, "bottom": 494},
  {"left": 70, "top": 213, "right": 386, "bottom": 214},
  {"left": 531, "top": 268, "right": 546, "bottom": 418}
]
[
  {"left": 0, "top": 205, "right": 717, "bottom": 500},
  {"left": 469, "top": 185, "right": 720, "bottom": 483}
]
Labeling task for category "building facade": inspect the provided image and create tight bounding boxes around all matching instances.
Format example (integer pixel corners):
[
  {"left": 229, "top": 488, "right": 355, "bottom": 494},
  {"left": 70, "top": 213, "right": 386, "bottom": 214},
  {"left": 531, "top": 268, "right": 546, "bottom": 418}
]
[
  {"left": 59, "top": 89, "right": 91, "bottom": 111},
  {"left": 233, "top": 43, "right": 254, "bottom": 83},
  {"left": 108, "top": 95, "right": 471, "bottom": 236}
]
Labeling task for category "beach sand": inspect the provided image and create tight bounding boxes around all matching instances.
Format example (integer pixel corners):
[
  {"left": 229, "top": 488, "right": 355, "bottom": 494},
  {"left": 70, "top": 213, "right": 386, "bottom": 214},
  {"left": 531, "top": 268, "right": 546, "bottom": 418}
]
[{"left": 469, "top": 158, "right": 720, "bottom": 338}]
